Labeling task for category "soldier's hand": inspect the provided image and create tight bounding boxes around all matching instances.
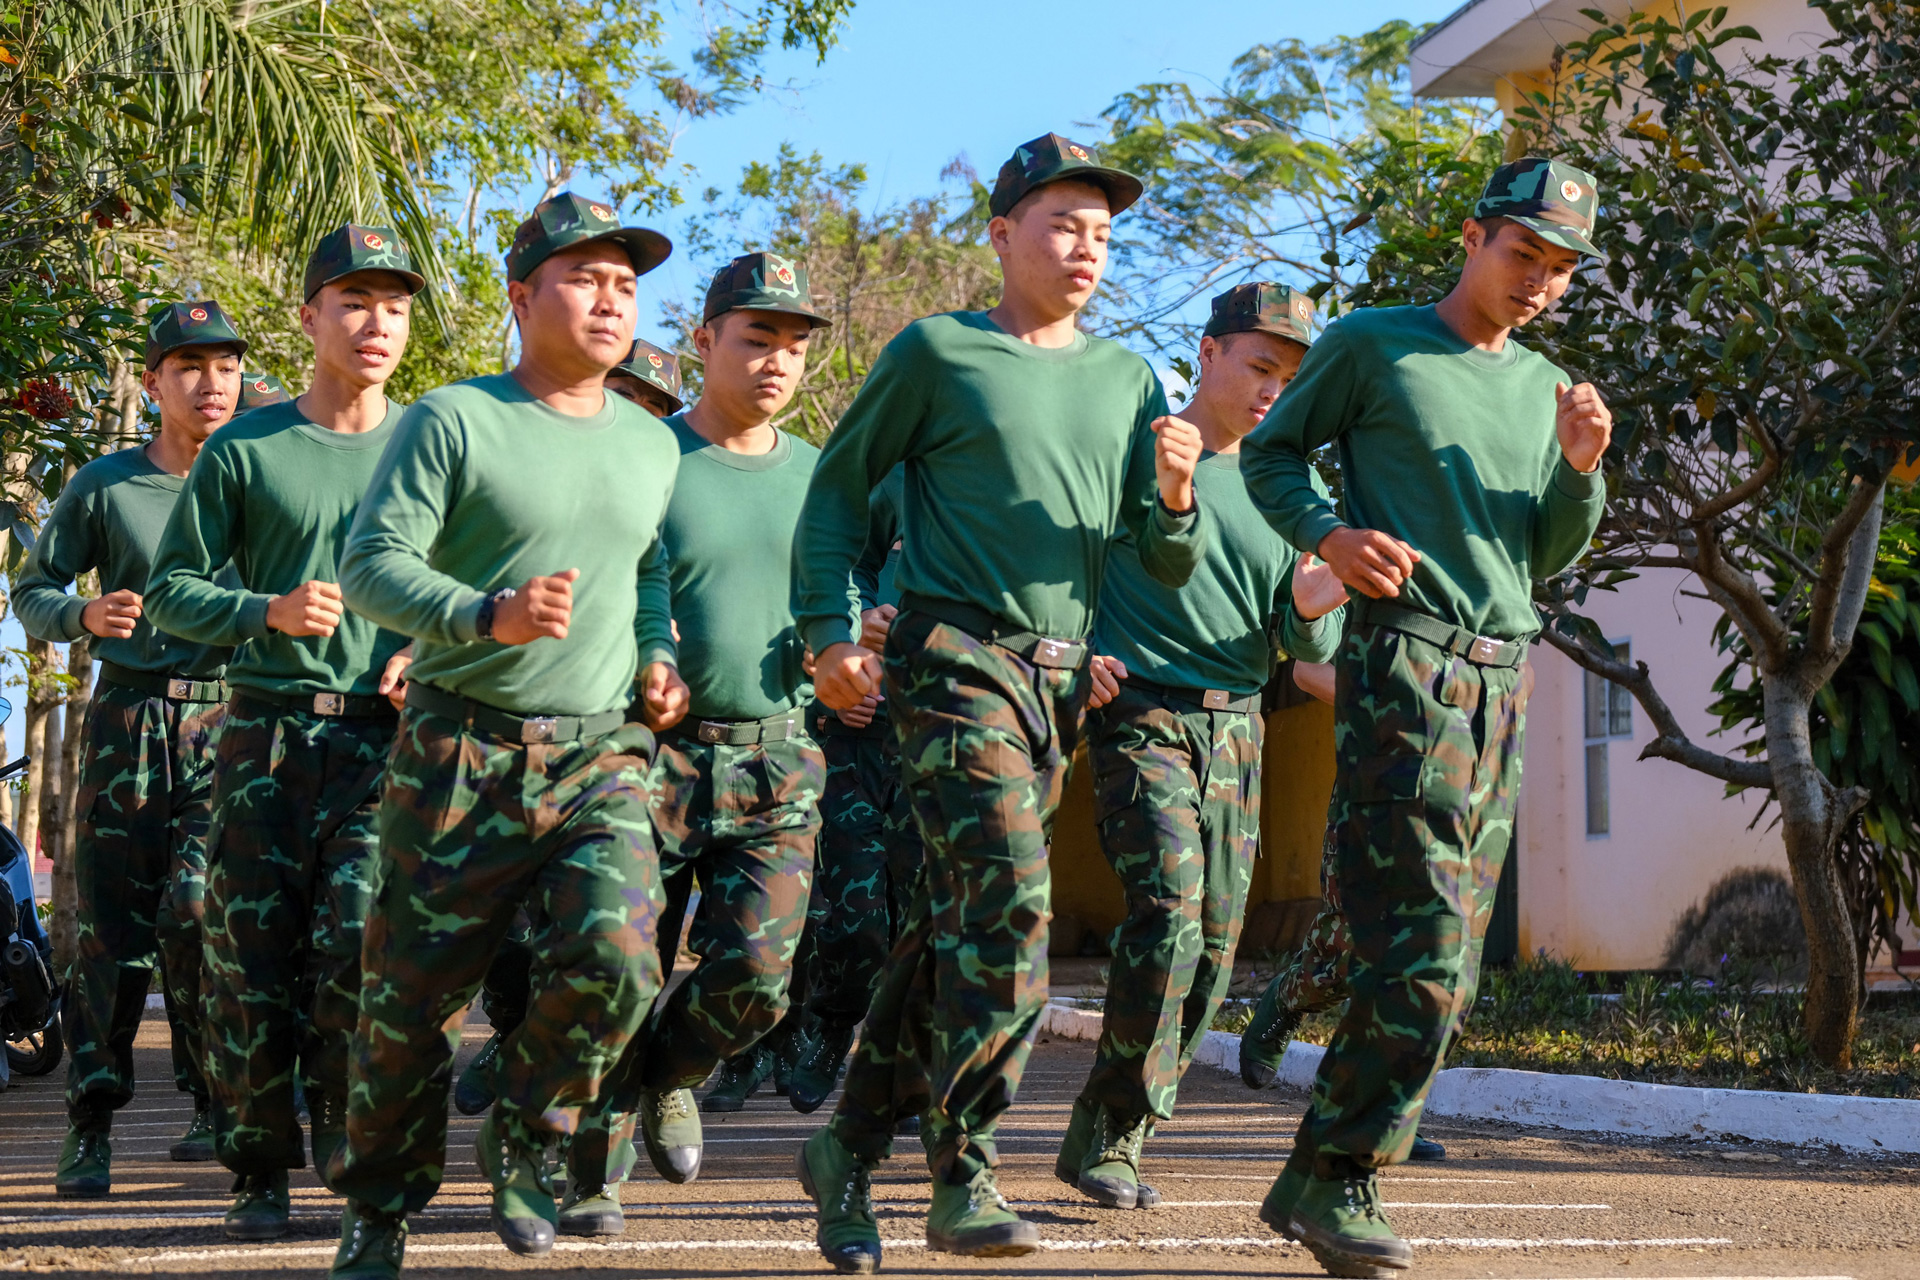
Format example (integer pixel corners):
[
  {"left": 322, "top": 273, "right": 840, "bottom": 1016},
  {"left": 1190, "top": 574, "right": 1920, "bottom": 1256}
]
[
  {"left": 638, "top": 661, "right": 690, "bottom": 731},
  {"left": 859, "top": 604, "right": 898, "bottom": 653},
  {"left": 816, "top": 640, "right": 882, "bottom": 711},
  {"left": 1293, "top": 660, "right": 1336, "bottom": 706},
  {"left": 1087, "top": 654, "right": 1128, "bottom": 709},
  {"left": 82, "top": 589, "right": 143, "bottom": 639},
  {"left": 836, "top": 690, "right": 882, "bottom": 730},
  {"left": 267, "top": 580, "right": 344, "bottom": 637},
  {"left": 494, "top": 569, "right": 578, "bottom": 645},
  {"left": 1555, "top": 381, "right": 1612, "bottom": 474},
  {"left": 1151, "top": 414, "right": 1202, "bottom": 513},
  {"left": 1316, "top": 527, "right": 1421, "bottom": 600},
  {"left": 1290, "top": 553, "right": 1349, "bottom": 621},
  {"left": 379, "top": 644, "right": 413, "bottom": 712}
]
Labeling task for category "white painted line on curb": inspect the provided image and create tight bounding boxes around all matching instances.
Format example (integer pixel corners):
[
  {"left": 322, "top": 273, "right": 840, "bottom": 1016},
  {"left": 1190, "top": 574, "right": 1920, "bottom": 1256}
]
[{"left": 1406, "top": 1236, "right": 1734, "bottom": 1248}]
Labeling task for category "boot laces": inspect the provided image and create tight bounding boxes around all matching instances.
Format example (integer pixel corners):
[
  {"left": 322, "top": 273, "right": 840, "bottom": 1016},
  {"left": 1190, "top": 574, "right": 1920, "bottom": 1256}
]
[
  {"left": 966, "top": 1167, "right": 1009, "bottom": 1214},
  {"left": 1340, "top": 1173, "right": 1386, "bottom": 1223},
  {"left": 1096, "top": 1108, "right": 1148, "bottom": 1166},
  {"left": 837, "top": 1162, "right": 874, "bottom": 1219},
  {"left": 655, "top": 1088, "right": 691, "bottom": 1122}
]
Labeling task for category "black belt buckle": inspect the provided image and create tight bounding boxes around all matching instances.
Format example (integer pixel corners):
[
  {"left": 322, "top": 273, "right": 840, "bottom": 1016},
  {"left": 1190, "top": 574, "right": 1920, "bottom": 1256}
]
[
  {"left": 1469, "top": 635, "right": 1505, "bottom": 665},
  {"left": 696, "top": 721, "right": 730, "bottom": 745},
  {"left": 313, "top": 692, "right": 345, "bottom": 715},
  {"left": 1030, "top": 638, "right": 1083, "bottom": 670},
  {"left": 167, "top": 678, "right": 194, "bottom": 700},
  {"left": 1202, "top": 689, "right": 1232, "bottom": 710},
  {"left": 521, "top": 716, "right": 558, "bottom": 744}
]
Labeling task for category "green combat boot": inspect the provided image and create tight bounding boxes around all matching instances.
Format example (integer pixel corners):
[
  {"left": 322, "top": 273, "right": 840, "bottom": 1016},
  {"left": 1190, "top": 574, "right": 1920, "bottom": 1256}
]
[
  {"left": 1076, "top": 1104, "right": 1158, "bottom": 1210},
  {"left": 453, "top": 1031, "right": 503, "bottom": 1117},
  {"left": 310, "top": 1091, "right": 348, "bottom": 1191},
  {"left": 772, "top": 1023, "right": 808, "bottom": 1097},
  {"left": 789, "top": 1019, "right": 857, "bottom": 1115},
  {"left": 702, "top": 1046, "right": 771, "bottom": 1113},
  {"left": 796, "top": 1128, "right": 881, "bottom": 1274},
  {"left": 558, "top": 1112, "right": 633, "bottom": 1237},
  {"left": 1258, "top": 1151, "right": 1312, "bottom": 1240},
  {"left": 330, "top": 1202, "right": 407, "bottom": 1280},
  {"left": 1288, "top": 1159, "right": 1413, "bottom": 1277},
  {"left": 170, "top": 1103, "right": 215, "bottom": 1162},
  {"left": 1239, "top": 977, "right": 1303, "bottom": 1090},
  {"left": 927, "top": 1165, "right": 1038, "bottom": 1257},
  {"left": 1053, "top": 1098, "right": 1160, "bottom": 1209},
  {"left": 1409, "top": 1133, "right": 1446, "bottom": 1161},
  {"left": 639, "top": 1087, "right": 702, "bottom": 1183},
  {"left": 54, "top": 1126, "right": 112, "bottom": 1198},
  {"left": 475, "top": 1112, "right": 557, "bottom": 1256},
  {"left": 224, "top": 1170, "right": 291, "bottom": 1240}
]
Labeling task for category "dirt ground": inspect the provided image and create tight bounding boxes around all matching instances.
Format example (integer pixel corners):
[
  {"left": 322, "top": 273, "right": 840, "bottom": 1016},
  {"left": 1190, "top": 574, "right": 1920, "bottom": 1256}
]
[{"left": 3, "top": 1006, "right": 1917, "bottom": 1279}]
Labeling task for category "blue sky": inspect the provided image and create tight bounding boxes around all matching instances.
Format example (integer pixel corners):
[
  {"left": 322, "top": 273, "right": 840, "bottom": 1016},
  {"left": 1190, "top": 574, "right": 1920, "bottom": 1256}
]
[{"left": 3, "top": 0, "right": 1466, "bottom": 765}]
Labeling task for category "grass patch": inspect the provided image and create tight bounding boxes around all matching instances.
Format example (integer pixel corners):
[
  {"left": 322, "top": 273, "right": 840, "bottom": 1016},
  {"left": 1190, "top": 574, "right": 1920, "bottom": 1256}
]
[{"left": 1201, "top": 953, "right": 1920, "bottom": 1098}]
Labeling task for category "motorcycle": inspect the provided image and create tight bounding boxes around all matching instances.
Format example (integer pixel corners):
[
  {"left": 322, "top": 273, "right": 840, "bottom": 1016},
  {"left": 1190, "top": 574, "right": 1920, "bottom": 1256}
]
[{"left": 0, "top": 695, "right": 59, "bottom": 1084}]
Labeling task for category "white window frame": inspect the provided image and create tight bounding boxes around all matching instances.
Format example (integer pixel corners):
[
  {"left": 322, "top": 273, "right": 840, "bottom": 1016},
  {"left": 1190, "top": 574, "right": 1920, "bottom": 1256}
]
[{"left": 1582, "top": 639, "right": 1633, "bottom": 838}]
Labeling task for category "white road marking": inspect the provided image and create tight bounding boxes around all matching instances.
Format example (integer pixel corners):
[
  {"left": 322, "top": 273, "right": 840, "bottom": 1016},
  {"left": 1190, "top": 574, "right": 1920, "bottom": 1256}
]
[{"left": 119, "top": 1233, "right": 1737, "bottom": 1265}]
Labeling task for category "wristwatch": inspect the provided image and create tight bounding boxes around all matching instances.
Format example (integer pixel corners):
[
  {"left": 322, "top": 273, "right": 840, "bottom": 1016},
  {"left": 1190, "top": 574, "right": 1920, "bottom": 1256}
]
[{"left": 475, "top": 587, "right": 516, "bottom": 642}]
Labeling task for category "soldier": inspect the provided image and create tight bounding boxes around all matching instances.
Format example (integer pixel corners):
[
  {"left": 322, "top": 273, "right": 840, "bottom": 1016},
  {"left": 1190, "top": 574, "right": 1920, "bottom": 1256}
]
[
  {"left": 327, "top": 192, "right": 684, "bottom": 1277},
  {"left": 605, "top": 336, "right": 685, "bottom": 417},
  {"left": 1240, "top": 157, "right": 1611, "bottom": 1276},
  {"left": 449, "top": 333, "right": 682, "bottom": 1123},
  {"left": 791, "top": 132, "right": 1205, "bottom": 1269},
  {"left": 236, "top": 371, "right": 290, "bottom": 414},
  {"left": 145, "top": 226, "right": 423, "bottom": 1239},
  {"left": 787, "top": 464, "right": 924, "bottom": 1116},
  {"left": 1059, "top": 283, "right": 1348, "bottom": 1211},
  {"left": 28, "top": 301, "right": 245, "bottom": 1197},
  {"left": 559, "top": 252, "right": 831, "bottom": 1239}
]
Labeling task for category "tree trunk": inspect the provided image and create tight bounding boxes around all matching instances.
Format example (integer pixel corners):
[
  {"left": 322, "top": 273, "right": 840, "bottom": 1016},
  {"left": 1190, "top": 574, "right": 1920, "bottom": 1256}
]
[
  {"left": 37, "top": 646, "right": 71, "bottom": 975},
  {"left": 1764, "top": 673, "right": 1859, "bottom": 1068},
  {"left": 18, "top": 636, "right": 55, "bottom": 860},
  {"left": 55, "top": 635, "right": 92, "bottom": 968}
]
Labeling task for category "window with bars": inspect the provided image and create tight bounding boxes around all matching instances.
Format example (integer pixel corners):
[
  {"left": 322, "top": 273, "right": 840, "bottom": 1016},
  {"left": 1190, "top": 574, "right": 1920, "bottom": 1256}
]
[{"left": 1583, "top": 641, "right": 1633, "bottom": 836}]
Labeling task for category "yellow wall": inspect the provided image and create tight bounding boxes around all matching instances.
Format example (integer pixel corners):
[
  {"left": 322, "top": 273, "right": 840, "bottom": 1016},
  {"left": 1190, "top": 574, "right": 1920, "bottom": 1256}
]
[{"left": 1047, "top": 701, "right": 1337, "bottom": 946}]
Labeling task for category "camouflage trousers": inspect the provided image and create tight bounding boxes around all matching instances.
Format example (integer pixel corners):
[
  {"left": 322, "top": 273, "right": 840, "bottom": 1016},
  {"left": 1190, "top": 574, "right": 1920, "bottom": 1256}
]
[
  {"left": 332, "top": 707, "right": 662, "bottom": 1215},
  {"left": 608, "top": 726, "right": 822, "bottom": 1098},
  {"left": 62, "top": 681, "right": 221, "bottom": 1128},
  {"left": 805, "top": 712, "right": 924, "bottom": 1027},
  {"left": 200, "top": 693, "right": 392, "bottom": 1174},
  {"left": 1078, "top": 682, "right": 1263, "bottom": 1122},
  {"left": 830, "top": 608, "right": 1086, "bottom": 1186},
  {"left": 1293, "top": 625, "right": 1526, "bottom": 1170},
  {"left": 1270, "top": 829, "right": 1352, "bottom": 1016}
]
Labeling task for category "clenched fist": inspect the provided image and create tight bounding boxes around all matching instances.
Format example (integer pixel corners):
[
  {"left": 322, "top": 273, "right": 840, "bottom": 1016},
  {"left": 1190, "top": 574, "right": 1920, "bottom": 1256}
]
[
  {"left": 815, "top": 640, "right": 883, "bottom": 711},
  {"left": 1151, "top": 414, "right": 1202, "bottom": 513},
  {"left": 494, "top": 569, "right": 578, "bottom": 645},
  {"left": 1556, "top": 381, "right": 1612, "bottom": 474},
  {"left": 1290, "top": 553, "right": 1348, "bottom": 621},
  {"left": 83, "top": 589, "right": 143, "bottom": 640},
  {"left": 1087, "top": 654, "right": 1128, "bottom": 709},
  {"left": 267, "top": 580, "right": 343, "bottom": 637},
  {"left": 638, "top": 660, "right": 690, "bottom": 731},
  {"left": 1316, "top": 528, "right": 1421, "bottom": 600}
]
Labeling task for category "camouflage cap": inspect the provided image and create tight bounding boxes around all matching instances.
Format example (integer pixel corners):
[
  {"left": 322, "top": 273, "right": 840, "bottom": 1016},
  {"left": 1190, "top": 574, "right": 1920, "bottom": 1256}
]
[
  {"left": 1203, "top": 282, "right": 1315, "bottom": 346},
  {"left": 237, "top": 371, "right": 290, "bottom": 412},
  {"left": 506, "top": 192, "right": 672, "bottom": 284},
  {"left": 1473, "top": 156, "right": 1605, "bottom": 258},
  {"left": 701, "top": 251, "right": 831, "bottom": 328},
  {"left": 144, "top": 300, "right": 247, "bottom": 370},
  {"left": 611, "top": 337, "right": 685, "bottom": 414},
  {"left": 989, "top": 132, "right": 1143, "bottom": 219},
  {"left": 303, "top": 223, "right": 425, "bottom": 301}
]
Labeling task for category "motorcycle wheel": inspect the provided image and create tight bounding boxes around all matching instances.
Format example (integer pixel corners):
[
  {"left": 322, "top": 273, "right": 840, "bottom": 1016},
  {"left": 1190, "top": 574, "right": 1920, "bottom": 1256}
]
[{"left": 6, "top": 1016, "right": 63, "bottom": 1076}]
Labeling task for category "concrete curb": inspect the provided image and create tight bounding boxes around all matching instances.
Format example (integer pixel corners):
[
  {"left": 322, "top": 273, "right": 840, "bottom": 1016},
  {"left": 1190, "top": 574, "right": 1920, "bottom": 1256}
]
[{"left": 1039, "top": 1000, "right": 1920, "bottom": 1155}]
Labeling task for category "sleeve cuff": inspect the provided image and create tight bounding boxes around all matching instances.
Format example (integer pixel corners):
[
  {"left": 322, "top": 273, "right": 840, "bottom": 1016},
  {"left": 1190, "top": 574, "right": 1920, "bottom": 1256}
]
[
  {"left": 450, "top": 593, "right": 488, "bottom": 645},
  {"left": 802, "top": 617, "right": 856, "bottom": 657},
  {"left": 637, "top": 644, "right": 678, "bottom": 673},
  {"left": 237, "top": 594, "right": 274, "bottom": 639},
  {"left": 1552, "top": 455, "right": 1606, "bottom": 499},
  {"left": 1151, "top": 499, "right": 1198, "bottom": 535},
  {"left": 57, "top": 595, "right": 92, "bottom": 642},
  {"left": 1292, "top": 510, "right": 1349, "bottom": 557}
]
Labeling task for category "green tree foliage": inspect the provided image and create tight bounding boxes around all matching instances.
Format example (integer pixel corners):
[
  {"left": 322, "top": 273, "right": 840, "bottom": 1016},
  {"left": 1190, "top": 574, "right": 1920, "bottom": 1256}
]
[
  {"left": 667, "top": 145, "right": 998, "bottom": 441},
  {"left": 1097, "top": 20, "right": 1501, "bottom": 365}
]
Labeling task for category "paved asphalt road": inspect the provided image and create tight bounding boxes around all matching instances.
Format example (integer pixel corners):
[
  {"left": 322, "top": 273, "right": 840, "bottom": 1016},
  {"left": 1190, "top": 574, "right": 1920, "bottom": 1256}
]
[{"left": 3, "top": 1008, "right": 1916, "bottom": 1279}]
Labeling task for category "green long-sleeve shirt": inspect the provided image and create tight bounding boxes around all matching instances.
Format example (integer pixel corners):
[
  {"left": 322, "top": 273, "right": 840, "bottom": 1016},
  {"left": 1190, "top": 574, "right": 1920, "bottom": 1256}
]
[
  {"left": 145, "top": 401, "right": 409, "bottom": 696},
  {"left": 1096, "top": 451, "right": 1344, "bottom": 695},
  {"left": 851, "top": 464, "right": 904, "bottom": 613},
  {"left": 792, "top": 311, "right": 1205, "bottom": 654},
  {"left": 339, "top": 373, "right": 678, "bottom": 718},
  {"left": 1241, "top": 304, "right": 1605, "bottom": 640},
  {"left": 660, "top": 414, "right": 817, "bottom": 722},
  {"left": 13, "top": 446, "right": 231, "bottom": 679}
]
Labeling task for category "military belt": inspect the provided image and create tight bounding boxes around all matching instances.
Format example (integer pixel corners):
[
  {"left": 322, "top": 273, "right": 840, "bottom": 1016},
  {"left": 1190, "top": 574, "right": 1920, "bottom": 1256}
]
[
  {"left": 406, "top": 682, "right": 623, "bottom": 745},
  {"left": 1353, "top": 599, "right": 1526, "bottom": 669},
  {"left": 98, "top": 661, "right": 228, "bottom": 704},
  {"left": 1128, "top": 676, "right": 1262, "bottom": 714},
  {"left": 810, "top": 703, "right": 892, "bottom": 741},
  {"left": 231, "top": 685, "right": 398, "bottom": 719},
  {"left": 668, "top": 710, "right": 803, "bottom": 747},
  {"left": 898, "top": 592, "right": 1089, "bottom": 670}
]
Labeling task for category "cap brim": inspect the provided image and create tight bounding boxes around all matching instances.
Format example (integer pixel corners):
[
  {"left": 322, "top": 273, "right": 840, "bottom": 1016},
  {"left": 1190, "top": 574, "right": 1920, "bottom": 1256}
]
[
  {"left": 601, "top": 228, "right": 673, "bottom": 278},
  {"left": 1246, "top": 321, "right": 1314, "bottom": 347},
  {"left": 308, "top": 265, "right": 428, "bottom": 300},
  {"left": 147, "top": 336, "right": 249, "bottom": 368},
  {"left": 1510, "top": 215, "right": 1605, "bottom": 260},
  {"left": 611, "top": 367, "right": 685, "bottom": 414},
  {"left": 707, "top": 299, "right": 833, "bottom": 330},
  {"left": 1034, "top": 167, "right": 1144, "bottom": 217}
]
